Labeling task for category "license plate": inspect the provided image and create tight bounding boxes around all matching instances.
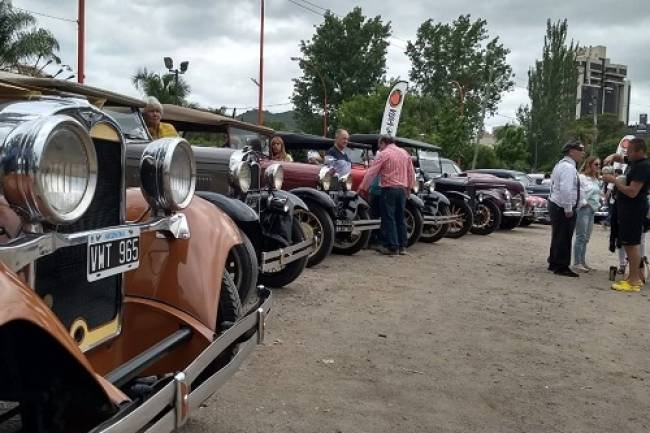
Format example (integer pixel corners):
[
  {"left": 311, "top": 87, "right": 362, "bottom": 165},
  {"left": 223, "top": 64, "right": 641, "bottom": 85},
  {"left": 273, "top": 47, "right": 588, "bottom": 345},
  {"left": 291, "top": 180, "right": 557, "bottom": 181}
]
[
  {"left": 87, "top": 228, "right": 140, "bottom": 282},
  {"left": 336, "top": 220, "right": 353, "bottom": 232}
]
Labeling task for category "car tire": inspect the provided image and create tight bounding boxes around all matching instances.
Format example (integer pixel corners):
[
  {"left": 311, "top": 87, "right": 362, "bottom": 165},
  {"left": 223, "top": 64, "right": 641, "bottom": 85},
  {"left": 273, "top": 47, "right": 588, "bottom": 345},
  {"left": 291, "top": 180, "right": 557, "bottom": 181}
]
[
  {"left": 333, "top": 207, "right": 372, "bottom": 254},
  {"left": 445, "top": 197, "right": 474, "bottom": 239},
  {"left": 405, "top": 202, "right": 424, "bottom": 247},
  {"left": 258, "top": 217, "right": 309, "bottom": 288},
  {"left": 295, "top": 205, "right": 335, "bottom": 268},
  {"left": 217, "top": 271, "right": 243, "bottom": 331},
  {"left": 500, "top": 216, "right": 520, "bottom": 230},
  {"left": 470, "top": 199, "right": 501, "bottom": 236},
  {"left": 226, "top": 230, "right": 258, "bottom": 307},
  {"left": 520, "top": 217, "right": 534, "bottom": 226},
  {"left": 419, "top": 202, "right": 450, "bottom": 243}
]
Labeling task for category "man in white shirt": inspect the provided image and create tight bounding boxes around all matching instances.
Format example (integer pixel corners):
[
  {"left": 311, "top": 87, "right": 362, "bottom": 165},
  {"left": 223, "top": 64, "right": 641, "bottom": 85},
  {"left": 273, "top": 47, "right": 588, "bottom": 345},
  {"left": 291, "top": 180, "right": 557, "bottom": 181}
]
[{"left": 548, "top": 140, "right": 585, "bottom": 277}]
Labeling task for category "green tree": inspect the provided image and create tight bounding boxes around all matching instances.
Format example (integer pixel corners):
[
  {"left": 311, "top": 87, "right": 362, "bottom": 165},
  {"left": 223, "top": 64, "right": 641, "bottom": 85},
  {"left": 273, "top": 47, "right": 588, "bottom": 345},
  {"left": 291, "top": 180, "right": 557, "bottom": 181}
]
[
  {"left": 292, "top": 7, "right": 391, "bottom": 135},
  {"left": 518, "top": 19, "right": 579, "bottom": 169},
  {"left": 132, "top": 68, "right": 191, "bottom": 106},
  {"left": 494, "top": 124, "right": 530, "bottom": 170},
  {"left": 0, "top": 0, "right": 60, "bottom": 75},
  {"left": 406, "top": 14, "right": 513, "bottom": 143}
]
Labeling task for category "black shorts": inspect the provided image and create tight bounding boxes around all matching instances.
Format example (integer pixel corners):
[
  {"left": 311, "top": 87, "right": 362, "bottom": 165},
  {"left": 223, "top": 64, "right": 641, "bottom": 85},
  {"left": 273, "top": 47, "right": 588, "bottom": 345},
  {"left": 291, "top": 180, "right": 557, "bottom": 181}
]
[{"left": 618, "top": 206, "right": 647, "bottom": 245}]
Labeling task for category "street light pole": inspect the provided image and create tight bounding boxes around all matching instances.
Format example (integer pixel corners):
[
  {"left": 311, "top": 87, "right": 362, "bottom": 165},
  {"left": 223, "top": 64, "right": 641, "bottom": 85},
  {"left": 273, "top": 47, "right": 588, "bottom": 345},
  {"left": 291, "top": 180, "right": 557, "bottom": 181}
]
[
  {"left": 257, "top": 0, "right": 265, "bottom": 126},
  {"left": 77, "top": 0, "right": 85, "bottom": 84}
]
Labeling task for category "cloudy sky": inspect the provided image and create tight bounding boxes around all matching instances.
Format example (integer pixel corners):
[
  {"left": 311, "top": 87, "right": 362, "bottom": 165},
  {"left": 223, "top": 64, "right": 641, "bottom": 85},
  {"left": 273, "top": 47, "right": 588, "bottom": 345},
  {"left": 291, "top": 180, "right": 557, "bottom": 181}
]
[{"left": 12, "top": 0, "right": 650, "bottom": 130}]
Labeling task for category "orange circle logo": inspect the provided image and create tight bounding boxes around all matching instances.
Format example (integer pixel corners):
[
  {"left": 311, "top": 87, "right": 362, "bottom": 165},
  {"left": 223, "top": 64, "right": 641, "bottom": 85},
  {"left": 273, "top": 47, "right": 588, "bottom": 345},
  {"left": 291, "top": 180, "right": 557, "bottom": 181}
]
[{"left": 389, "top": 90, "right": 402, "bottom": 108}]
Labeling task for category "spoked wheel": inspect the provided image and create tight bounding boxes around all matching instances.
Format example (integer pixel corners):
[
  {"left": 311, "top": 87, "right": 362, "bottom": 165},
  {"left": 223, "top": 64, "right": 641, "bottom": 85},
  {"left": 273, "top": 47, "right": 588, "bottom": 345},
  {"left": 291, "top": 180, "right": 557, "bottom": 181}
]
[
  {"left": 294, "top": 205, "right": 334, "bottom": 267},
  {"left": 404, "top": 203, "right": 424, "bottom": 247},
  {"left": 419, "top": 202, "right": 449, "bottom": 243},
  {"left": 225, "top": 230, "right": 258, "bottom": 306},
  {"left": 470, "top": 199, "right": 501, "bottom": 235},
  {"left": 444, "top": 198, "right": 473, "bottom": 239},
  {"left": 333, "top": 208, "right": 372, "bottom": 255}
]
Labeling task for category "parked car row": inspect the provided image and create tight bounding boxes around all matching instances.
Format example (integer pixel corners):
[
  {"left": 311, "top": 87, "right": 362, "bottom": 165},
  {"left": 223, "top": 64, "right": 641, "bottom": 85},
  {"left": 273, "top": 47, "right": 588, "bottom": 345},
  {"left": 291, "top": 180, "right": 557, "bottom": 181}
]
[{"left": 0, "top": 74, "right": 545, "bottom": 432}]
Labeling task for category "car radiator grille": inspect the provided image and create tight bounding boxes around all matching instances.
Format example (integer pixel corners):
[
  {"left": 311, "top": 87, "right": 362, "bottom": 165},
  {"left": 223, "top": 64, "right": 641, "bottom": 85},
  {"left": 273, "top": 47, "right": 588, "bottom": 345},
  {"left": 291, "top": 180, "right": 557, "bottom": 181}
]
[
  {"left": 35, "top": 139, "right": 122, "bottom": 331},
  {"left": 250, "top": 161, "right": 260, "bottom": 191}
]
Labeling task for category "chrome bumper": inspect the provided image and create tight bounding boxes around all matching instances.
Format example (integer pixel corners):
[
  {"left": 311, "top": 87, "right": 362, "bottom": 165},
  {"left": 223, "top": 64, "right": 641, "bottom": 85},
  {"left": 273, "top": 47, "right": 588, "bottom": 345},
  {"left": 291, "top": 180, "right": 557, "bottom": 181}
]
[
  {"left": 260, "top": 237, "right": 315, "bottom": 273},
  {"left": 503, "top": 210, "right": 523, "bottom": 217},
  {"left": 335, "top": 218, "right": 381, "bottom": 233},
  {"left": 93, "top": 289, "right": 272, "bottom": 433}
]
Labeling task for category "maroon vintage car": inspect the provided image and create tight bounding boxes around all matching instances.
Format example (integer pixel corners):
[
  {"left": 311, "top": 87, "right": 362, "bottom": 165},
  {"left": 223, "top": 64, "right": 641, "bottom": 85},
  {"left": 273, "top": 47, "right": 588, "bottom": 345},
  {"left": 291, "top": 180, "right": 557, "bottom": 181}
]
[{"left": 464, "top": 172, "right": 525, "bottom": 230}]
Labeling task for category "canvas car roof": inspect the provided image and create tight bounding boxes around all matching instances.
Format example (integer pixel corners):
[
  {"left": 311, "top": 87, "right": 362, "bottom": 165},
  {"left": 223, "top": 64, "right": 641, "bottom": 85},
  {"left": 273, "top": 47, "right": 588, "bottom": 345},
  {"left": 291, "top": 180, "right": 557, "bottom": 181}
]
[
  {"left": 349, "top": 133, "right": 441, "bottom": 152},
  {"left": 161, "top": 104, "right": 274, "bottom": 135},
  {"left": 0, "top": 72, "right": 145, "bottom": 107},
  {"left": 276, "top": 131, "right": 371, "bottom": 151}
]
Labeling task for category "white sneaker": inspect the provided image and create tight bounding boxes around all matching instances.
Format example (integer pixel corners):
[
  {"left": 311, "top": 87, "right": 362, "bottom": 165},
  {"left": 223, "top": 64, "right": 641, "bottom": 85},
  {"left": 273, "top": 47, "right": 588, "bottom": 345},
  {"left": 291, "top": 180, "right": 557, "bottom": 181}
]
[
  {"left": 583, "top": 263, "right": 593, "bottom": 271},
  {"left": 574, "top": 264, "right": 590, "bottom": 273}
]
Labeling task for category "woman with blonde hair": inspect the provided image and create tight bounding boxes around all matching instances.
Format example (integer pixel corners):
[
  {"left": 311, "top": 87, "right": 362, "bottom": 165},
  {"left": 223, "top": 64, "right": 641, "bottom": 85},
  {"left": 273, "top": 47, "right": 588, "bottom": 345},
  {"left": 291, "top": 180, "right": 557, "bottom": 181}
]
[
  {"left": 270, "top": 135, "right": 293, "bottom": 161},
  {"left": 573, "top": 155, "right": 602, "bottom": 272}
]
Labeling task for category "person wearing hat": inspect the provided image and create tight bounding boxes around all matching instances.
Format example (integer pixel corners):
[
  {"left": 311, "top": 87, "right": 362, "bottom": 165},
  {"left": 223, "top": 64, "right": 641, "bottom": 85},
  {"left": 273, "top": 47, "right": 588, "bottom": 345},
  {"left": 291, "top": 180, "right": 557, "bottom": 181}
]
[
  {"left": 602, "top": 137, "right": 650, "bottom": 292},
  {"left": 547, "top": 140, "right": 585, "bottom": 277}
]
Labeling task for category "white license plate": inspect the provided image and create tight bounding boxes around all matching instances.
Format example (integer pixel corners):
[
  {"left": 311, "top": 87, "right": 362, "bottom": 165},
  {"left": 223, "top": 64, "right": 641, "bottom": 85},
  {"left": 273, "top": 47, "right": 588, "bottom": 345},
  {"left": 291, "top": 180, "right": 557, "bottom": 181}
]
[
  {"left": 336, "top": 220, "right": 353, "bottom": 232},
  {"left": 87, "top": 228, "right": 140, "bottom": 282}
]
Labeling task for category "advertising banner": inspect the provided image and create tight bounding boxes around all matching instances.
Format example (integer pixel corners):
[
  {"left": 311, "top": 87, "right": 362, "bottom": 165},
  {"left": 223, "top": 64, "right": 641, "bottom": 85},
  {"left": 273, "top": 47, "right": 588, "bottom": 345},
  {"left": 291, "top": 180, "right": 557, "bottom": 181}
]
[{"left": 380, "top": 81, "right": 408, "bottom": 137}]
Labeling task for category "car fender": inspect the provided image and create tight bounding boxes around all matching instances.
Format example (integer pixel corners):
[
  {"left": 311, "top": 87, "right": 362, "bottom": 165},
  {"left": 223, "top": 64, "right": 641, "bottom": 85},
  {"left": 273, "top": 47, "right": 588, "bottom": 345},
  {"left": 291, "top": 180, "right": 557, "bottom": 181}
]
[
  {"left": 195, "top": 191, "right": 259, "bottom": 223},
  {"left": 0, "top": 262, "right": 127, "bottom": 410},
  {"left": 425, "top": 190, "right": 450, "bottom": 206},
  {"left": 125, "top": 189, "right": 241, "bottom": 332},
  {"left": 477, "top": 189, "right": 505, "bottom": 207},
  {"left": 407, "top": 193, "right": 425, "bottom": 210},
  {"left": 442, "top": 190, "right": 471, "bottom": 202},
  {"left": 288, "top": 187, "right": 334, "bottom": 215}
]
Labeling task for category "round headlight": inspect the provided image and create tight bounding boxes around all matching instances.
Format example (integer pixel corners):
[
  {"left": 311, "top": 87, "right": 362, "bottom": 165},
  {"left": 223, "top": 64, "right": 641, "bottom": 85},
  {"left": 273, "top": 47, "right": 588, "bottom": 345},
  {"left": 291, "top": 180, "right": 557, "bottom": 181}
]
[
  {"left": 232, "top": 161, "right": 252, "bottom": 193},
  {"left": 140, "top": 137, "right": 196, "bottom": 211},
  {"left": 413, "top": 181, "right": 420, "bottom": 194},
  {"left": 266, "top": 163, "right": 284, "bottom": 190},
  {"left": 337, "top": 173, "right": 353, "bottom": 191},
  {"left": 318, "top": 166, "right": 332, "bottom": 191},
  {"left": 2, "top": 115, "right": 97, "bottom": 224},
  {"left": 425, "top": 180, "right": 435, "bottom": 194}
]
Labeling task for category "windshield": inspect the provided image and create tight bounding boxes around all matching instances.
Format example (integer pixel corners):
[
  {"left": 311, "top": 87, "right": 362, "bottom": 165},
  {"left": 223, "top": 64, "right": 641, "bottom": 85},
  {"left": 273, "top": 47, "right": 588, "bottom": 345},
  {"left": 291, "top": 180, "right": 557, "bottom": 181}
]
[
  {"left": 419, "top": 150, "right": 441, "bottom": 174},
  {"left": 345, "top": 147, "right": 367, "bottom": 164},
  {"left": 514, "top": 173, "right": 531, "bottom": 185},
  {"left": 104, "top": 107, "right": 149, "bottom": 141},
  {"left": 442, "top": 161, "right": 461, "bottom": 175},
  {"left": 183, "top": 130, "right": 229, "bottom": 147},
  {"left": 229, "top": 127, "right": 269, "bottom": 151}
]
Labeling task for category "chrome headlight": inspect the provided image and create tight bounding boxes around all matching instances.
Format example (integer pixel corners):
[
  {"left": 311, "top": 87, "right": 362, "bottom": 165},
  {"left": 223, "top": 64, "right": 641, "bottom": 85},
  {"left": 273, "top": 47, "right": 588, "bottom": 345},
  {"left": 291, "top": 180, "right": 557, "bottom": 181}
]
[
  {"left": 318, "top": 166, "right": 332, "bottom": 191},
  {"left": 424, "top": 180, "right": 435, "bottom": 194},
  {"left": 140, "top": 137, "right": 196, "bottom": 212},
  {"left": 413, "top": 181, "right": 420, "bottom": 194},
  {"left": 231, "top": 161, "right": 252, "bottom": 193},
  {"left": 504, "top": 189, "right": 512, "bottom": 200},
  {"left": 2, "top": 115, "right": 98, "bottom": 224},
  {"left": 266, "top": 163, "right": 284, "bottom": 190},
  {"left": 338, "top": 173, "right": 353, "bottom": 191}
]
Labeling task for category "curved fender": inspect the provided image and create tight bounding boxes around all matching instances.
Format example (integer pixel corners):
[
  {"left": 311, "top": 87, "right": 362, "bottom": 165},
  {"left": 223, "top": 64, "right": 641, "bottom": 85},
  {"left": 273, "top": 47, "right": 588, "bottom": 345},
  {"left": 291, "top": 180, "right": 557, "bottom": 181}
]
[
  {"left": 273, "top": 190, "right": 309, "bottom": 211},
  {"left": 289, "top": 187, "right": 336, "bottom": 214},
  {"left": 476, "top": 189, "right": 505, "bottom": 205},
  {"left": 195, "top": 191, "right": 259, "bottom": 223},
  {"left": 125, "top": 189, "right": 241, "bottom": 331},
  {"left": 407, "top": 193, "right": 425, "bottom": 209},
  {"left": 0, "top": 263, "right": 127, "bottom": 407},
  {"left": 356, "top": 194, "right": 371, "bottom": 209},
  {"left": 443, "top": 190, "right": 471, "bottom": 202},
  {"left": 431, "top": 190, "right": 450, "bottom": 206}
]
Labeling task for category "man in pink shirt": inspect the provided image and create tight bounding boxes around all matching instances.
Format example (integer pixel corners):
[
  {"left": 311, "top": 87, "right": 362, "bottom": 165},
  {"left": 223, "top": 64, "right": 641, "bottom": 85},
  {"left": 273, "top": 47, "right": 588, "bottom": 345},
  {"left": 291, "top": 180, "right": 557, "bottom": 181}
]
[{"left": 359, "top": 135, "right": 415, "bottom": 255}]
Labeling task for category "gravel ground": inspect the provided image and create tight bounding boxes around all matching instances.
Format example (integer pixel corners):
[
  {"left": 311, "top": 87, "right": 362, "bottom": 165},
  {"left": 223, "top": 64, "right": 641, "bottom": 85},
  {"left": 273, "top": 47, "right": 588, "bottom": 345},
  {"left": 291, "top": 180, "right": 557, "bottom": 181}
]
[{"left": 182, "top": 223, "right": 650, "bottom": 433}]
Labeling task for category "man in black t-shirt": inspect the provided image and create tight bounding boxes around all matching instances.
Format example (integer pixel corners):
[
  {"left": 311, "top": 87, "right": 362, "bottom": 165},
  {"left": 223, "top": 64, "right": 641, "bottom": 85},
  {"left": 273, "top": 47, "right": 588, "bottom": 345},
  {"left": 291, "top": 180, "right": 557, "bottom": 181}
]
[{"left": 603, "top": 138, "right": 650, "bottom": 292}]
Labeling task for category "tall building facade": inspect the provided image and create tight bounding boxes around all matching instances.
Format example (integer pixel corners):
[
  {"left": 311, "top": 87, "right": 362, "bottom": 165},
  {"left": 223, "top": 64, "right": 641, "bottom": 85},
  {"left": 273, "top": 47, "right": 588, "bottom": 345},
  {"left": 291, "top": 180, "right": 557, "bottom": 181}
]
[{"left": 576, "top": 46, "right": 630, "bottom": 124}]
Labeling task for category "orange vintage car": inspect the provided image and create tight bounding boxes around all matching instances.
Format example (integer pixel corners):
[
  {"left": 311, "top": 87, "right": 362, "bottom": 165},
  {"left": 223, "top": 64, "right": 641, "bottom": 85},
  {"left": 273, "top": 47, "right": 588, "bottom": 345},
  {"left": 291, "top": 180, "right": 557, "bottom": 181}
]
[{"left": 0, "top": 78, "right": 270, "bottom": 432}]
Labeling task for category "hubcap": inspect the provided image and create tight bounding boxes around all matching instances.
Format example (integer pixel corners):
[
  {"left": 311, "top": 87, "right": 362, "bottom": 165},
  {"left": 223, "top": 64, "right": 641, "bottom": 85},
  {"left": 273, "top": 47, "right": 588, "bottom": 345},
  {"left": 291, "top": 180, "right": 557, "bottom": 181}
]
[{"left": 473, "top": 203, "right": 493, "bottom": 229}]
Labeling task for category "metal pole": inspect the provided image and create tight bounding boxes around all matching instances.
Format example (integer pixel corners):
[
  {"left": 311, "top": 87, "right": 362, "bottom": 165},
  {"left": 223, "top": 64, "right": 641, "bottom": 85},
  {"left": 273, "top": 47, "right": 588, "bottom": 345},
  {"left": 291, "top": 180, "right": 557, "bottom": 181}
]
[
  {"left": 600, "top": 57, "right": 606, "bottom": 115},
  {"left": 592, "top": 92, "right": 598, "bottom": 155},
  {"left": 77, "top": 0, "right": 85, "bottom": 83},
  {"left": 257, "top": 0, "right": 265, "bottom": 126}
]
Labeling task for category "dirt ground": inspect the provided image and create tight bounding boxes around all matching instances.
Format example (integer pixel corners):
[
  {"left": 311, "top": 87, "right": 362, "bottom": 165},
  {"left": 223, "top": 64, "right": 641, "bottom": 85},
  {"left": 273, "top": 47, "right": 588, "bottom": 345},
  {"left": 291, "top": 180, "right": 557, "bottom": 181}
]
[{"left": 182, "top": 224, "right": 650, "bottom": 433}]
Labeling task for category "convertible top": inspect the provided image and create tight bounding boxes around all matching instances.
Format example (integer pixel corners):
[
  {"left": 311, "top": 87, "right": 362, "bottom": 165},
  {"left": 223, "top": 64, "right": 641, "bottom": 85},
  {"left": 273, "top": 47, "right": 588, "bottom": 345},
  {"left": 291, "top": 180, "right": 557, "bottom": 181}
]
[
  {"left": 162, "top": 104, "right": 274, "bottom": 135},
  {"left": 349, "top": 133, "right": 442, "bottom": 152},
  {"left": 276, "top": 131, "right": 371, "bottom": 151},
  {"left": 0, "top": 72, "right": 145, "bottom": 107}
]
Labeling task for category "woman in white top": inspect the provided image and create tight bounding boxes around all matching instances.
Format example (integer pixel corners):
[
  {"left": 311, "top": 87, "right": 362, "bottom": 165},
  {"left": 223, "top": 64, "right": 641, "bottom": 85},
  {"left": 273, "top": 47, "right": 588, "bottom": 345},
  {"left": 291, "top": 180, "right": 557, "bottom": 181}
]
[{"left": 573, "top": 156, "right": 602, "bottom": 272}]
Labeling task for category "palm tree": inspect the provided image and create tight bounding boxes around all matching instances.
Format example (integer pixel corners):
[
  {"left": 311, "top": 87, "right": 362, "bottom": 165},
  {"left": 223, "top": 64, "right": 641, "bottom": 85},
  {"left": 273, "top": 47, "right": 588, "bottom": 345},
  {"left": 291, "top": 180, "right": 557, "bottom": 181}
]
[
  {"left": 0, "top": 0, "right": 61, "bottom": 76},
  {"left": 132, "top": 67, "right": 191, "bottom": 106}
]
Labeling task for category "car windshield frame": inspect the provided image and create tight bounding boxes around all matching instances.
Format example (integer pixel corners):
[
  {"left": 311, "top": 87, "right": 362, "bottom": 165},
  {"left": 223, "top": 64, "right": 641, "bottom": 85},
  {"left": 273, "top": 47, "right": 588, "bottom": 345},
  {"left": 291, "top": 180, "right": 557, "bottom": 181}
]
[
  {"left": 104, "top": 106, "right": 150, "bottom": 142},
  {"left": 418, "top": 150, "right": 442, "bottom": 174}
]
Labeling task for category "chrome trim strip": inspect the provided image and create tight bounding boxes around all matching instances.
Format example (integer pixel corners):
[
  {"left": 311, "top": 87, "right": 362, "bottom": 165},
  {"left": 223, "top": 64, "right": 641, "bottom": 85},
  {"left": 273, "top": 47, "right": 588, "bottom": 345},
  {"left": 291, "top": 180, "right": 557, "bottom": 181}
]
[
  {"left": 260, "top": 237, "right": 314, "bottom": 273},
  {"left": 503, "top": 211, "right": 523, "bottom": 217},
  {"left": 336, "top": 219, "right": 381, "bottom": 232},
  {"left": 0, "top": 213, "right": 190, "bottom": 273}
]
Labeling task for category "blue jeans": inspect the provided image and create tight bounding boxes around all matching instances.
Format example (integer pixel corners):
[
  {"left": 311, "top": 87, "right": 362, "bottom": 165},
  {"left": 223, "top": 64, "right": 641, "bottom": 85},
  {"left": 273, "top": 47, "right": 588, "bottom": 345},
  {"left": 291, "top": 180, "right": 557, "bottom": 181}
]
[
  {"left": 573, "top": 206, "right": 594, "bottom": 265},
  {"left": 380, "top": 187, "right": 407, "bottom": 251}
]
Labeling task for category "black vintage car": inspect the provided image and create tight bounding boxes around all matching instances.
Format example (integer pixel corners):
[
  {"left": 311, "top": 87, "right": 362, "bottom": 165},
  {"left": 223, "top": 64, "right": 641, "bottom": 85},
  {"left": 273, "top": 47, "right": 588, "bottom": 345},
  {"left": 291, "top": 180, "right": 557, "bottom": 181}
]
[{"left": 121, "top": 104, "right": 315, "bottom": 292}]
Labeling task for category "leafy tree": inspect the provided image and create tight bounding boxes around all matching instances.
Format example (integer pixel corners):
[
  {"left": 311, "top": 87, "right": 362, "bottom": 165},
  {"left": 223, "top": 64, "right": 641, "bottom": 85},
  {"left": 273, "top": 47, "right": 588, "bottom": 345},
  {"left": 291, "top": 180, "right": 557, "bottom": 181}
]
[
  {"left": 566, "top": 113, "right": 627, "bottom": 149},
  {"left": 494, "top": 124, "right": 530, "bottom": 170},
  {"left": 292, "top": 7, "right": 391, "bottom": 135},
  {"left": 518, "top": 19, "right": 579, "bottom": 169},
  {"left": 132, "top": 67, "right": 190, "bottom": 106},
  {"left": 406, "top": 14, "right": 513, "bottom": 141},
  {"left": 0, "top": 0, "right": 60, "bottom": 75},
  {"left": 474, "top": 144, "right": 501, "bottom": 169}
]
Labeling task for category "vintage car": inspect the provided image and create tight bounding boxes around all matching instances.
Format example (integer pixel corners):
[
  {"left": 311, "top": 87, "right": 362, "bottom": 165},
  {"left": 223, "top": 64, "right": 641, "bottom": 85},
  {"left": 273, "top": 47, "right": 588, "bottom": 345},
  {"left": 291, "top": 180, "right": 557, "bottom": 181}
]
[
  {"left": 0, "top": 80, "right": 271, "bottom": 432},
  {"left": 346, "top": 134, "right": 463, "bottom": 243},
  {"left": 464, "top": 172, "right": 525, "bottom": 230},
  {"left": 270, "top": 132, "right": 381, "bottom": 254},
  {"left": 129, "top": 104, "right": 318, "bottom": 291},
  {"left": 468, "top": 169, "right": 549, "bottom": 226}
]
